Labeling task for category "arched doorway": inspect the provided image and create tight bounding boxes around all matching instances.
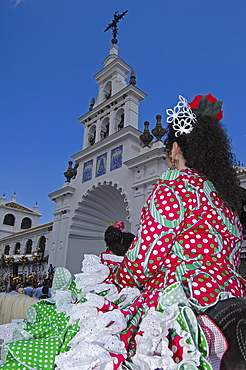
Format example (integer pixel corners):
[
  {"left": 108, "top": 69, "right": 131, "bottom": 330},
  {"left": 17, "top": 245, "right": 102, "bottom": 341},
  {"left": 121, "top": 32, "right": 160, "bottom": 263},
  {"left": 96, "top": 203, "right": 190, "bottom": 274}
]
[
  {"left": 25, "top": 239, "right": 32, "bottom": 254},
  {"left": 4, "top": 245, "right": 10, "bottom": 255},
  {"left": 67, "top": 182, "right": 131, "bottom": 274},
  {"left": 14, "top": 242, "right": 21, "bottom": 254},
  {"left": 37, "top": 236, "right": 46, "bottom": 257}
]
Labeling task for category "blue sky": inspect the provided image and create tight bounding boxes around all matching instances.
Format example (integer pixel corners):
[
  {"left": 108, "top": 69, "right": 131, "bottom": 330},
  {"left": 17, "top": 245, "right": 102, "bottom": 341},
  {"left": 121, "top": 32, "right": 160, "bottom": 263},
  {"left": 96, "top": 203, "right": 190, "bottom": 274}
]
[{"left": 1, "top": 0, "right": 246, "bottom": 224}]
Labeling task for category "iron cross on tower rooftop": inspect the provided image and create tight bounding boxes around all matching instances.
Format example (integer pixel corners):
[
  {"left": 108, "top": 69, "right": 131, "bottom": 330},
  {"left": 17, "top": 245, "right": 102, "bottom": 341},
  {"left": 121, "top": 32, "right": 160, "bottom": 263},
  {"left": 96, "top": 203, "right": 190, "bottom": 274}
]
[{"left": 104, "top": 10, "right": 128, "bottom": 44}]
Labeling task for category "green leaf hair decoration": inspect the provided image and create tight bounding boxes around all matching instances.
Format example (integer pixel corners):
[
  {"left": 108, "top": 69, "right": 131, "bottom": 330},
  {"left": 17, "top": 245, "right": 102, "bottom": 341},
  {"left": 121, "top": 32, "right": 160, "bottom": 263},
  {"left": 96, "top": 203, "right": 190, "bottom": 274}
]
[{"left": 191, "top": 96, "right": 223, "bottom": 117}]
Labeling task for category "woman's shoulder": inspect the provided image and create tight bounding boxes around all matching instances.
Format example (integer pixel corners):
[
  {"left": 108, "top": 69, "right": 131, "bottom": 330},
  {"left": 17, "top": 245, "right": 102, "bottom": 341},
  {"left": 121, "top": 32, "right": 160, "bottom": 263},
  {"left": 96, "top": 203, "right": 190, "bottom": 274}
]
[{"left": 158, "top": 168, "right": 206, "bottom": 183}]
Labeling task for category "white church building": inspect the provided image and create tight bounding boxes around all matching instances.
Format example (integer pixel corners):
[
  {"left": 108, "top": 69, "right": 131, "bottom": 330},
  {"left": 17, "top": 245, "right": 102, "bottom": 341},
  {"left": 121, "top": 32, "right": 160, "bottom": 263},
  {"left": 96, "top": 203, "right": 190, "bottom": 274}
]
[
  {"left": 48, "top": 42, "right": 169, "bottom": 274},
  {"left": 0, "top": 37, "right": 246, "bottom": 283}
]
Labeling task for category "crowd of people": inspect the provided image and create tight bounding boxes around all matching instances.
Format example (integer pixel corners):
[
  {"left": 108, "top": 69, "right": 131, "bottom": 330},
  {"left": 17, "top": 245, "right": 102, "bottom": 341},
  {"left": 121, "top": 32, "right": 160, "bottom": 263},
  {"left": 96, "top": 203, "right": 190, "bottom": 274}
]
[
  {"left": 0, "top": 93, "right": 245, "bottom": 370},
  {"left": 0, "top": 263, "right": 55, "bottom": 298}
]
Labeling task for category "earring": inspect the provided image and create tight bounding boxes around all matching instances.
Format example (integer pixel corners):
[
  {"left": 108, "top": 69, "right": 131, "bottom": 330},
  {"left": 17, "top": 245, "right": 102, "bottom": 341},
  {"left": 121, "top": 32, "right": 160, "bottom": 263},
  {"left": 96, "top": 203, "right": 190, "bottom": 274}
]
[
  {"left": 170, "top": 158, "right": 178, "bottom": 170},
  {"left": 170, "top": 160, "right": 176, "bottom": 170}
]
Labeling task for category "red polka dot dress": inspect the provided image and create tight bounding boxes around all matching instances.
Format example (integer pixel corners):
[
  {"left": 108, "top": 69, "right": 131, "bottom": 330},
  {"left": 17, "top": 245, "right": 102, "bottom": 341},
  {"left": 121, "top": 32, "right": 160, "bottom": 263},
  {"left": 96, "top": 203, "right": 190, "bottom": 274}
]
[
  {"left": 100, "top": 250, "right": 124, "bottom": 285},
  {"left": 116, "top": 168, "right": 246, "bottom": 306}
]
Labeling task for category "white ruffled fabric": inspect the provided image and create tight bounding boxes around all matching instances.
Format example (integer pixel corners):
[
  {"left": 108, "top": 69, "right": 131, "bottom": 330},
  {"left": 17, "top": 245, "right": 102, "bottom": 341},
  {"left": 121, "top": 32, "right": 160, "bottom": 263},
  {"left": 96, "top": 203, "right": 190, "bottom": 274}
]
[
  {"left": 100, "top": 253, "right": 124, "bottom": 264},
  {"left": 0, "top": 253, "right": 225, "bottom": 370},
  {"left": 55, "top": 255, "right": 134, "bottom": 369},
  {"left": 0, "top": 320, "right": 21, "bottom": 345},
  {"left": 53, "top": 255, "right": 211, "bottom": 370},
  {"left": 55, "top": 310, "right": 128, "bottom": 370},
  {"left": 132, "top": 305, "right": 202, "bottom": 370}
]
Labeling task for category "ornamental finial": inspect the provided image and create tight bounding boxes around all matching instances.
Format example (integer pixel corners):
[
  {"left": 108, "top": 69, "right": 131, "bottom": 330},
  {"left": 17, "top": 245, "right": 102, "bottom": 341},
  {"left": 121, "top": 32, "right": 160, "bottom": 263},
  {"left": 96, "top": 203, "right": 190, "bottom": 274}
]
[
  {"left": 64, "top": 161, "right": 79, "bottom": 182},
  {"left": 152, "top": 115, "right": 166, "bottom": 141},
  {"left": 139, "top": 121, "right": 153, "bottom": 148},
  {"left": 104, "top": 10, "right": 128, "bottom": 44},
  {"left": 129, "top": 69, "right": 136, "bottom": 86}
]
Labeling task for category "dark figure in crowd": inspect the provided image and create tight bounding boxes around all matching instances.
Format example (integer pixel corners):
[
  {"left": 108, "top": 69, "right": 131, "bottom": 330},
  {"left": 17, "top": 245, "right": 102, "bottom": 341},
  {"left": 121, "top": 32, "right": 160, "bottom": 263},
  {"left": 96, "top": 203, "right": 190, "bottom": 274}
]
[
  {"left": 40, "top": 286, "right": 49, "bottom": 299},
  {"left": 24, "top": 282, "right": 34, "bottom": 297},
  {"left": 33, "top": 279, "right": 51, "bottom": 298},
  {"left": 48, "top": 264, "right": 55, "bottom": 276},
  {"left": 8, "top": 284, "right": 19, "bottom": 294}
]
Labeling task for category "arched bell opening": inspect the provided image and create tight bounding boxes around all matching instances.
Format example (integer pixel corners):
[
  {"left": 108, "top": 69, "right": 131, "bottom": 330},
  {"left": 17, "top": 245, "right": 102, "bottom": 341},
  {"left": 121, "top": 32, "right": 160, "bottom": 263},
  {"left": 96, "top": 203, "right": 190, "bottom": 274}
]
[
  {"left": 104, "top": 81, "right": 112, "bottom": 101},
  {"left": 115, "top": 108, "right": 124, "bottom": 131},
  {"left": 88, "top": 124, "right": 96, "bottom": 146},
  {"left": 100, "top": 117, "right": 109, "bottom": 140}
]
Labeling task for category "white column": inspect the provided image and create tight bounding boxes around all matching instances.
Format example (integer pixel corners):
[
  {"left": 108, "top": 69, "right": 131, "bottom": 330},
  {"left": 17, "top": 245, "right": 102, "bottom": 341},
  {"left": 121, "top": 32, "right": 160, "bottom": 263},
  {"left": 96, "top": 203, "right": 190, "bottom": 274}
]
[
  {"left": 132, "top": 185, "right": 145, "bottom": 233},
  {"left": 82, "top": 125, "right": 89, "bottom": 149},
  {"left": 95, "top": 118, "right": 101, "bottom": 143},
  {"left": 48, "top": 186, "right": 75, "bottom": 268},
  {"left": 109, "top": 110, "right": 115, "bottom": 135},
  {"left": 124, "top": 98, "right": 139, "bottom": 129}
]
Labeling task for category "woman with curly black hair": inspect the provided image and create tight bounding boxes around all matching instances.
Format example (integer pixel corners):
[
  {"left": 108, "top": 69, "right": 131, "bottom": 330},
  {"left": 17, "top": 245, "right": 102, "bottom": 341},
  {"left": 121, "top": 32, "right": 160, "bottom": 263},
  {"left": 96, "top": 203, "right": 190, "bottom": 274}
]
[
  {"left": 101, "top": 224, "right": 135, "bottom": 276},
  {"left": 104, "top": 225, "right": 135, "bottom": 256},
  {"left": 114, "top": 94, "right": 246, "bottom": 368},
  {"left": 104, "top": 225, "right": 124, "bottom": 256},
  {"left": 117, "top": 94, "right": 245, "bottom": 302}
]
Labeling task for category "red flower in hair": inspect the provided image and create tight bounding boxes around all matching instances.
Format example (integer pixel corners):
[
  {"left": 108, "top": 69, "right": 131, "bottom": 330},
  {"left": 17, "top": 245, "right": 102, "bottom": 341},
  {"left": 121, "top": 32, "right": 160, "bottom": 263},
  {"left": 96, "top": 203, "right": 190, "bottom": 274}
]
[
  {"left": 189, "top": 93, "right": 223, "bottom": 121},
  {"left": 113, "top": 221, "right": 125, "bottom": 231},
  {"left": 108, "top": 221, "right": 125, "bottom": 231}
]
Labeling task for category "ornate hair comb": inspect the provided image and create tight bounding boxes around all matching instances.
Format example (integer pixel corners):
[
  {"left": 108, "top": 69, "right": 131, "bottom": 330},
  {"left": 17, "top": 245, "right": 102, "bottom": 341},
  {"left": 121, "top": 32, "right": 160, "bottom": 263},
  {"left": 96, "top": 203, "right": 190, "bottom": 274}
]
[
  {"left": 166, "top": 95, "right": 197, "bottom": 137},
  {"left": 166, "top": 94, "right": 223, "bottom": 137}
]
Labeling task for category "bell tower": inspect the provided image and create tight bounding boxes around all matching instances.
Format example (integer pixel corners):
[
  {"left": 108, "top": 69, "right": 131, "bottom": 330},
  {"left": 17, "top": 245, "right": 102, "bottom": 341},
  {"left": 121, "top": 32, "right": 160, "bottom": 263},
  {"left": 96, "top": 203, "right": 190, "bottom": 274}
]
[
  {"left": 48, "top": 13, "right": 167, "bottom": 274},
  {"left": 81, "top": 43, "right": 145, "bottom": 149}
]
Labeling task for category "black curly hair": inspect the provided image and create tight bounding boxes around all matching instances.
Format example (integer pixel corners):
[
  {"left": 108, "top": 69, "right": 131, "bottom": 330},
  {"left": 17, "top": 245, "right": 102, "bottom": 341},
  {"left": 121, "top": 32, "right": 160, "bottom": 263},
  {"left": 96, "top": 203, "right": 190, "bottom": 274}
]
[
  {"left": 122, "top": 232, "right": 135, "bottom": 253},
  {"left": 104, "top": 226, "right": 135, "bottom": 256},
  {"left": 164, "top": 114, "right": 242, "bottom": 213}
]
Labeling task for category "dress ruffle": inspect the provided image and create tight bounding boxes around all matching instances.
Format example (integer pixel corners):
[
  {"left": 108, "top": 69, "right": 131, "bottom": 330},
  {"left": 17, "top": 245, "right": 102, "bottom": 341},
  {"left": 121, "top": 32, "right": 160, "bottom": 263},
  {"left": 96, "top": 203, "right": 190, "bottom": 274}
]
[{"left": 0, "top": 254, "right": 223, "bottom": 370}]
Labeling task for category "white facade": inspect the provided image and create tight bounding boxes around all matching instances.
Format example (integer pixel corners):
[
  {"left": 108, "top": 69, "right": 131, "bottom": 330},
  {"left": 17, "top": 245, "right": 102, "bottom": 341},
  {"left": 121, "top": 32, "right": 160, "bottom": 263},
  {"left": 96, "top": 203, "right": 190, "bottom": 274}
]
[
  {"left": 0, "top": 195, "right": 50, "bottom": 282},
  {"left": 0, "top": 194, "right": 41, "bottom": 240},
  {"left": 48, "top": 44, "right": 168, "bottom": 274},
  {"left": 0, "top": 222, "right": 52, "bottom": 278},
  {"left": 237, "top": 167, "right": 246, "bottom": 190}
]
